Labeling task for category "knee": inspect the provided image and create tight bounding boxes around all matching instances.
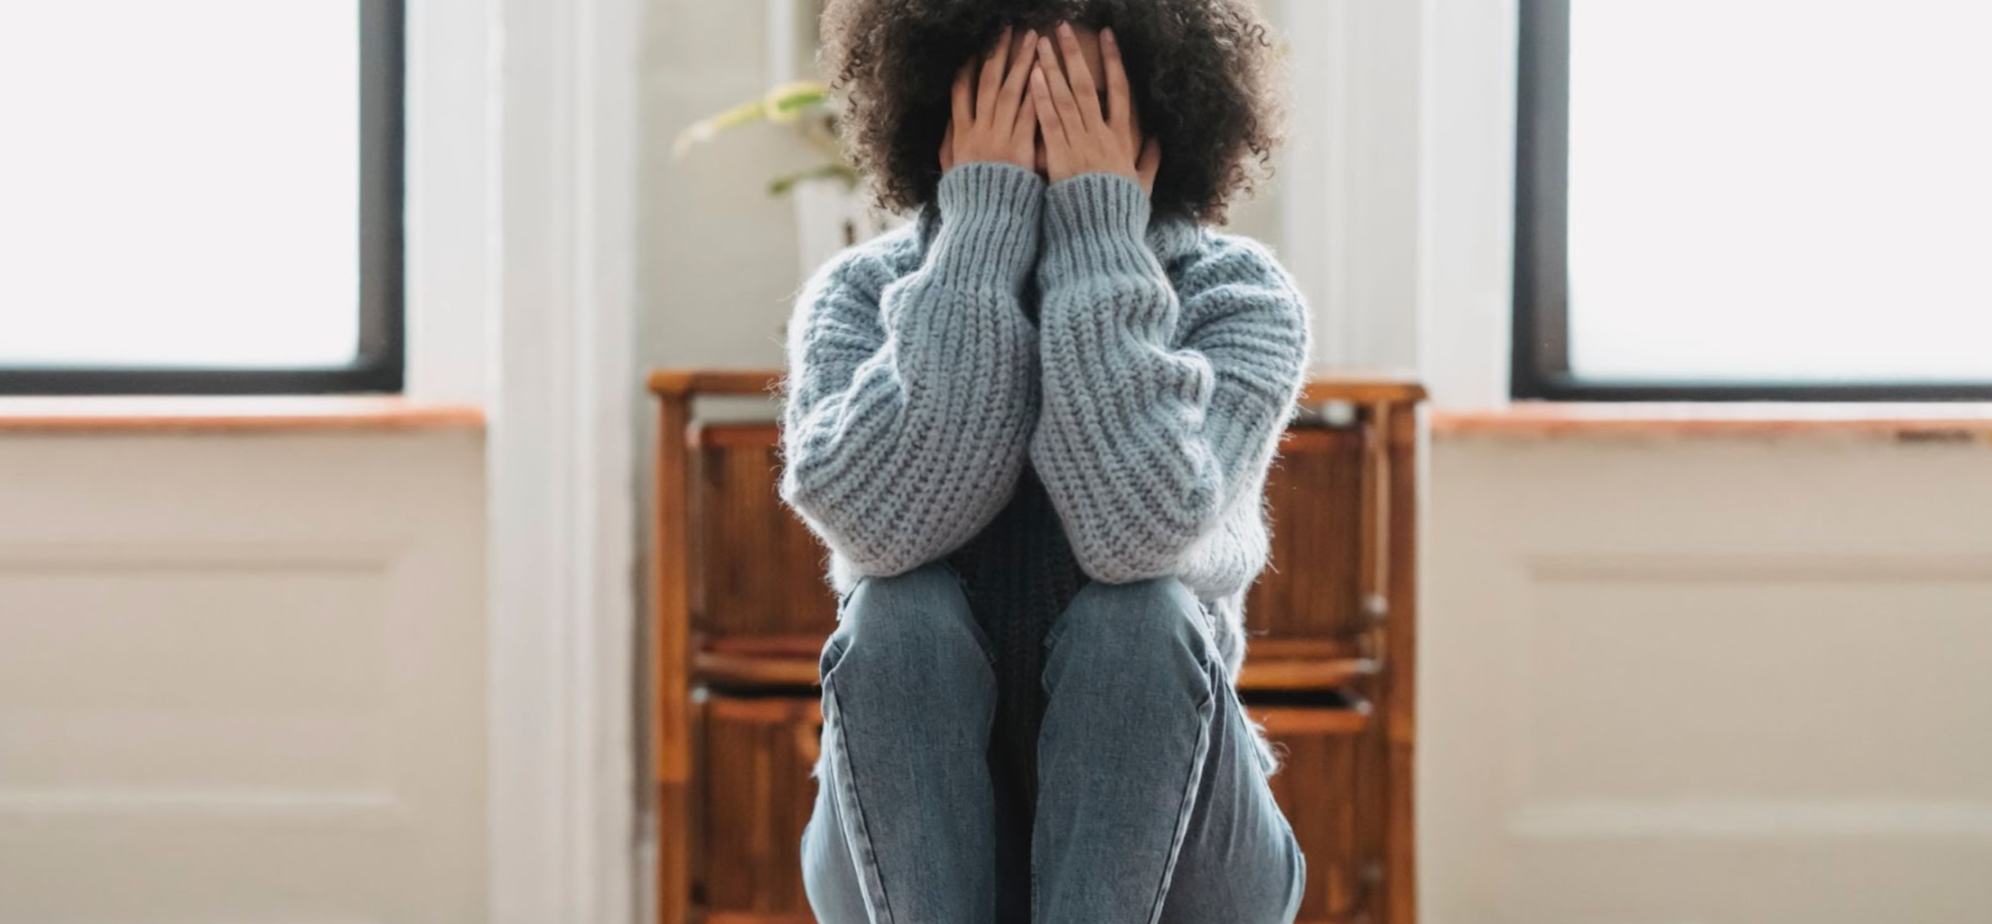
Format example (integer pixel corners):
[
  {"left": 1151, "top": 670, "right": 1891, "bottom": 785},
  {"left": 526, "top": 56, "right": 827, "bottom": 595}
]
[
  {"left": 821, "top": 560, "right": 990, "bottom": 686},
  {"left": 1049, "top": 577, "right": 1215, "bottom": 672},
  {"left": 1216, "top": 849, "right": 1307, "bottom": 924},
  {"left": 800, "top": 799, "right": 869, "bottom": 924},
  {"left": 1251, "top": 830, "right": 1308, "bottom": 924}
]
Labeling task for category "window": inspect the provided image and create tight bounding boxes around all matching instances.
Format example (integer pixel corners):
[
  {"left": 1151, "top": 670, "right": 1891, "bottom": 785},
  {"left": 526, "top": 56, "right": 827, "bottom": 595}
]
[
  {"left": 1514, "top": 0, "right": 1992, "bottom": 400},
  {"left": 0, "top": 0, "right": 404, "bottom": 395}
]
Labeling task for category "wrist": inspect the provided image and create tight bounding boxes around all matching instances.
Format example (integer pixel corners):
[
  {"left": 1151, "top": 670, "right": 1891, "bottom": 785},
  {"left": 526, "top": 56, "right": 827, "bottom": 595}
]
[
  {"left": 931, "top": 162, "right": 1046, "bottom": 290},
  {"left": 1047, "top": 166, "right": 1142, "bottom": 189},
  {"left": 1041, "top": 172, "right": 1154, "bottom": 276},
  {"left": 947, "top": 155, "right": 1035, "bottom": 175},
  {"left": 938, "top": 160, "right": 1046, "bottom": 214}
]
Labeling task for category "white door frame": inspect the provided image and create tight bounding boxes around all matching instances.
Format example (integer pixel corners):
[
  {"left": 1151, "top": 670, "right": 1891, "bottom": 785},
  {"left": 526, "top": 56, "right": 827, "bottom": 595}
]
[
  {"left": 486, "top": 0, "right": 642, "bottom": 920},
  {"left": 1277, "top": 0, "right": 1519, "bottom": 410}
]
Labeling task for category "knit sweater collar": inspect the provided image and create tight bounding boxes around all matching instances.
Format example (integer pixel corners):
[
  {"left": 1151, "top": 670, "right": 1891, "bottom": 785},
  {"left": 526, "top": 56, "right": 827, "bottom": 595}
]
[{"left": 913, "top": 191, "right": 1204, "bottom": 265}]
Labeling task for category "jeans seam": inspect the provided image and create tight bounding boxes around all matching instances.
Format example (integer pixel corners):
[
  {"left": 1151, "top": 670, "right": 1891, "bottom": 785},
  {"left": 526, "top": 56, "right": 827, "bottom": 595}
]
[
  {"left": 938, "top": 560, "right": 999, "bottom": 667},
  {"left": 821, "top": 678, "right": 896, "bottom": 924},
  {"left": 1141, "top": 664, "right": 1218, "bottom": 924}
]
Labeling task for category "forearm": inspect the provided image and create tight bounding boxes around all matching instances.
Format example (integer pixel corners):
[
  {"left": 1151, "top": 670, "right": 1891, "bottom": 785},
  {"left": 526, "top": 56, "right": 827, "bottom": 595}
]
[
  {"left": 781, "top": 162, "right": 1048, "bottom": 575},
  {"left": 1030, "top": 173, "right": 1309, "bottom": 582}
]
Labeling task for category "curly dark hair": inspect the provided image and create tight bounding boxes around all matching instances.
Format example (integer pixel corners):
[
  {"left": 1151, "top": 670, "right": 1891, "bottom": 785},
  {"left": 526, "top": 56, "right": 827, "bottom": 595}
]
[{"left": 820, "top": 0, "right": 1287, "bottom": 224}]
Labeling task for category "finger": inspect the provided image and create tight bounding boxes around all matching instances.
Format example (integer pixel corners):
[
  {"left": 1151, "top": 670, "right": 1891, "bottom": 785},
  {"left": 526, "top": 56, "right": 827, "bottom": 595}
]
[
  {"left": 1102, "top": 26, "right": 1133, "bottom": 130},
  {"left": 941, "top": 121, "right": 955, "bottom": 171},
  {"left": 1030, "top": 66, "right": 1067, "bottom": 149},
  {"left": 1011, "top": 91, "right": 1038, "bottom": 162},
  {"left": 952, "top": 61, "right": 974, "bottom": 127},
  {"left": 994, "top": 29, "right": 1038, "bottom": 129},
  {"left": 1127, "top": 85, "right": 1145, "bottom": 149},
  {"left": 1036, "top": 37, "right": 1084, "bottom": 136},
  {"left": 1057, "top": 22, "right": 1105, "bottom": 130},
  {"left": 1137, "top": 136, "right": 1161, "bottom": 186},
  {"left": 977, "top": 26, "right": 1011, "bottom": 121}
]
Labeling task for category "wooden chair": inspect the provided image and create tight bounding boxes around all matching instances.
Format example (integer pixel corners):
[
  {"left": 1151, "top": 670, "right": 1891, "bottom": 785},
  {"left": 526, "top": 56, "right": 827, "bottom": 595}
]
[{"left": 651, "top": 368, "right": 1423, "bottom": 924}]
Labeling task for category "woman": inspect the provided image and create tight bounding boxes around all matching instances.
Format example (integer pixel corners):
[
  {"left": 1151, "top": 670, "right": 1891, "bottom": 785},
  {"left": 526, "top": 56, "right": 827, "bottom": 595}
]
[{"left": 779, "top": 2, "right": 1310, "bottom": 921}]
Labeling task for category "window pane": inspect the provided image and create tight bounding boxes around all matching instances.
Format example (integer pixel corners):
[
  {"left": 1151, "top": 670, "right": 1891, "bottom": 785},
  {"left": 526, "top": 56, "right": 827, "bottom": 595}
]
[
  {"left": 0, "top": 1, "right": 359, "bottom": 369},
  {"left": 1567, "top": 0, "right": 1992, "bottom": 383}
]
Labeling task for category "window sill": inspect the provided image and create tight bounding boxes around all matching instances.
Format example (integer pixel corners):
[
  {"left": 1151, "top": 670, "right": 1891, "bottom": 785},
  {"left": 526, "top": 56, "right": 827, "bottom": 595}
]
[
  {"left": 1431, "top": 402, "right": 1992, "bottom": 439},
  {"left": 0, "top": 396, "right": 485, "bottom": 434}
]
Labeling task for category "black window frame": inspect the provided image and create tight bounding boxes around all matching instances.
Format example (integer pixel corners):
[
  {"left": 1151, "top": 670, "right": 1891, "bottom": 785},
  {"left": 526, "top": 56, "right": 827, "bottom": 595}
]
[
  {"left": 1513, "top": 0, "right": 1992, "bottom": 402},
  {"left": 0, "top": 0, "right": 405, "bottom": 396}
]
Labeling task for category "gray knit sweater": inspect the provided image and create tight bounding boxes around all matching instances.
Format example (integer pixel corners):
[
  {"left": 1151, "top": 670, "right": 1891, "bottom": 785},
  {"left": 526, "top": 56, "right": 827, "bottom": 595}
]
[{"left": 779, "top": 161, "right": 1312, "bottom": 779}]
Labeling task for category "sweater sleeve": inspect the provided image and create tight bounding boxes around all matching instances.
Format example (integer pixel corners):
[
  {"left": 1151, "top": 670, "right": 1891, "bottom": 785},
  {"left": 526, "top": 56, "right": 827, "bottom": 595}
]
[
  {"left": 778, "top": 161, "right": 1047, "bottom": 577},
  {"left": 1030, "top": 172, "right": 1312, "bottom": 585}
]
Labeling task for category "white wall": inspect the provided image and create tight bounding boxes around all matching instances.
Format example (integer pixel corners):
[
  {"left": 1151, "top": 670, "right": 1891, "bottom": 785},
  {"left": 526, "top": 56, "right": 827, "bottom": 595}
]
[
  {"left": 639, "top": 1, "right": 811, "bottom": 371},
  {"left": 0, "top": 430, "right": 488, "bottom": 923},
  {"left": 1423, "top": 430, "right": 1992, "bottom": 922},
  {"left": 404, "top": 0, "right": 494, "bottom": 405}
]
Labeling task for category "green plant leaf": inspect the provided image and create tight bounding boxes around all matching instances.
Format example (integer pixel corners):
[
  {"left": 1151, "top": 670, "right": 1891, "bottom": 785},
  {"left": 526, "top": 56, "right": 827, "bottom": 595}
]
[{"left": 672, "top": 80, "right": 834, "bottom": 157}]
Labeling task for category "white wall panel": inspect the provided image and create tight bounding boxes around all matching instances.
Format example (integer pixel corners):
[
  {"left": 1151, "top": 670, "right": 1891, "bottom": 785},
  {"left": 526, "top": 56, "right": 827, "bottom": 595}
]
[
  {"left": 1425, "top": 433, "right": 1992, "bottom": 924},
  {"left": 0, "top": 432, "right": 486, "bottom": 924}
]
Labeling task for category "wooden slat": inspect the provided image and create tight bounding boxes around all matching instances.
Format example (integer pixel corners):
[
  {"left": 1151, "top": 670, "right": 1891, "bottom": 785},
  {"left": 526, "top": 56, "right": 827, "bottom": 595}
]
[
  {"left": 696, "top": 646, "right": 1374, "bottom": 693},
  {"left": 1380, "top": 404, "right": 1420, "bottom": 924},
  {"left": 692, "top": 421, "right": 781, "bottom": 447},
  {"left": 1356, "top": 405, "right": 1386, "bottom": 662},
  {"left": 706, "top": 696, "right": 823, "bottom": 725},
  {"left": 655, "top": 392, "right": 694, "bottom": 924},
  {"left": 1237, "top": 658, "right": 1376, "bottom": 692},
  {"left": 688, "top": 697, "right": 709, "bottom": 913},
  {"left": 697, "top": 652, "right": 821, "bottom": 689},
  {"left": 700, "top": 910, "right": 1375, "bottom": 924},
  {"left": 1242, "top": 637, "right": 1367, "bottom": 661},
  {"left": 649, "top": 368, "right": 784, "bottom": 398},
  {"left": 650, "top": 366, "right": 1425, "bottom": 405},
  {"left": 1297, "top": 372, "right": 1427, "bottom": 405},
  {"left": 1251, "top": 706, "right": 1371, "bottom": 736}
]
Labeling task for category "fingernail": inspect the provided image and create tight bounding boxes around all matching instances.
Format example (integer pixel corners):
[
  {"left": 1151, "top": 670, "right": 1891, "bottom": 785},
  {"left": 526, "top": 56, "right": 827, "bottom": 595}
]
[{"left": 1104, "top": 27, "right": 1115, "bottom": 44}]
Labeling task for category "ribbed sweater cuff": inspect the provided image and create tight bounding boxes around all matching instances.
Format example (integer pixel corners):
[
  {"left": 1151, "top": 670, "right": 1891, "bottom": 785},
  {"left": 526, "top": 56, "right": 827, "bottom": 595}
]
[
  {"left": 931, "top": 161, "right": 1046, "bottom": 291},
  {"left": 1042, "top": 171, "right": 1154, "bottom": 278}
]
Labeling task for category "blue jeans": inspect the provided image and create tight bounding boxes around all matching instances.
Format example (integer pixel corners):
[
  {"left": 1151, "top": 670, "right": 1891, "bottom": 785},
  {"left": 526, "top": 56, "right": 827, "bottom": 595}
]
[{"left": 800, "top": 560, "right": 1306, "bottom": 924}]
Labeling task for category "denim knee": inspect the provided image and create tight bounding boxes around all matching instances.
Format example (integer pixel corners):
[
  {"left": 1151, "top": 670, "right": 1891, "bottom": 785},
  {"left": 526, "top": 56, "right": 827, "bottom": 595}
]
[
  {"left": 1047, "top": 577, "right": 1217, "bottom": 674},
  {"left": 820, "top": 560, "right": 993, "bottom": 688}
]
